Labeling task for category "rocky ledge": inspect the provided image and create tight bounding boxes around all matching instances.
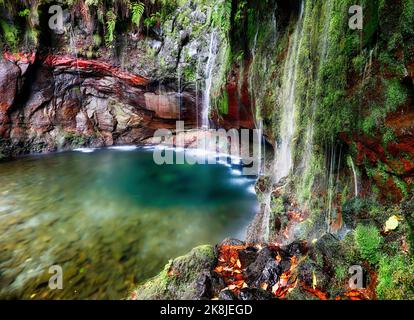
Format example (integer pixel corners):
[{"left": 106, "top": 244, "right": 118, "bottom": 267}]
[{"left": 130, "top": 237, "right": 374, "bottom": 301}]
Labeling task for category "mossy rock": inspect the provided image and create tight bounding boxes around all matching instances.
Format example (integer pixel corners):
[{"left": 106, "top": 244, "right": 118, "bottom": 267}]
[
  {"left": 377, "top": 254, "right": 414, "bottom": 300},
  {"left": 131, "top": 245, "right": 223, "bottom": 300}
]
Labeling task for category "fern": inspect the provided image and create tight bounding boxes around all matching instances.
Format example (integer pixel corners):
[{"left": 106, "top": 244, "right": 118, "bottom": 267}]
[
  {"left": 131, "top": 1, "right": 145, "bottom": 28},
  {"left": 105, "top": 10, "right": 117, "bottom": 46},
  {"left": 0, "top": 20, "right": 19, "bottom": 49},
  {"left": 211, "top": 0, "right": 232, "bottom": 35}
]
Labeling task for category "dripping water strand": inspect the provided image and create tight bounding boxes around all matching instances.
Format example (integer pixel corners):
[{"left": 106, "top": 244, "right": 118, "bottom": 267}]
[
  {"left": 261, "top": 2, "right": 305, "bottom": 242},
  {"left": 68, "top": 24, "right": 82, "bottom": 107},
  {"left": 202, "top": 30, "right": 218, "bottom": 130},
  {"left": 301, "top": 0, "right": 333, "bottom": 175},
  {"left": 273, "top": 1, "right": 305, "bottom": 183}
]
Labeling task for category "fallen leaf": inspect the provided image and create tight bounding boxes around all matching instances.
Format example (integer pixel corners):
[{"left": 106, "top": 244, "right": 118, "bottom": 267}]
[
  {"left": 236, "top": 259, "right": 242, "bottom": 268},
  {"left": 384, "top": 215, "right": 399, "bottom": 233},
  {"left": 312, "top": 270, "right": 317, "bottom": 290}
]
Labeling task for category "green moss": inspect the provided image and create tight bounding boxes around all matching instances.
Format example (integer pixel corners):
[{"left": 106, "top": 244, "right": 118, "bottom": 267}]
[
  {"left": 271, "top": 196, "right": 285, "bottom": 216},
  {"left": 215, "top": 91, "right": 229, "bottom": 115},
  {"left": 384, "top": 79, "right": 408, "bottom": 112},
  {"left": 0, "top": 20, "right": 19, "bottom": 49},
  {"left": 64, "top": 132, "right": 86, "bottom": 148},
  {"left": 93, "top": 34, "right": 102, "bottom": 48},
  {"left": 354, "top": 224, "right": 382, "bottom": 265},
  {"left": 377, "top": 254, "right": 414, "bottom": 299}
]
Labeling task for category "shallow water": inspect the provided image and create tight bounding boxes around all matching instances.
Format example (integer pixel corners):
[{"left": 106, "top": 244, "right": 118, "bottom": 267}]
[{"left": 0, "top": 147, "right": 258, "bottom": 299}]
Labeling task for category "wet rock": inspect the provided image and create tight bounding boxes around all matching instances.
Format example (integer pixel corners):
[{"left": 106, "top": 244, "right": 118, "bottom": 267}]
[
  {"left": 238, "top": 288, "right": 273, "bottom": 300},
  {"left": 298, "top": 259, "right": 331, "bottom": 293},
  {"left": 195, "top": 271, "right": 226, "bottom": 299},
  {"left": 284, "top": 241, "right": 308, "bottom": 257},
  {"left": 238, "top": 246, "right": 258, "bottom": 268},
  {"left": 245, "top": 247, "right": 281, "bottom": 288},
  {"left": 312, "top": 234, "right": 342, "bottom": 262},
  {"left": 220, "top": 238, "right": 245, "bottom": 247},
  {"left": 219, "top": 289, "right": 237, "bottom": 300}
]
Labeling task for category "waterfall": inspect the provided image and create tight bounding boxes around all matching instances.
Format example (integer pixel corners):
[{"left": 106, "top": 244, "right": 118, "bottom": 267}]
[
  {"left": 362, "top": 48, "right": 374, "bottom": 84},
  {"left": 202, "top": 31, "right": 218, "bottom": 129},
  {"left": 250, "top": 24, "right": 263, "bottom": 176},
  {"left": 273, "top": 2, "right": 304, "bottom": 183},
  {"left": 68, "top": 24, "right": 82, "bottom": 106},
  {"left": 177, "top": 65, "right": 182, "bottom": 121},
  {"left": 195, "top": 56, "right": 202, "bottom": 129},
  {"left": 256, "top": 120, "right": 264, "bottom": 175},
  {"left": 260, "top": 4, "right": 305, "bottom": 242},
  {"left": 301, "top": 0, "right": 333, "bottom": 173},
  {"left": 349, "top": 156, "right": 359, "bottom": 197}
]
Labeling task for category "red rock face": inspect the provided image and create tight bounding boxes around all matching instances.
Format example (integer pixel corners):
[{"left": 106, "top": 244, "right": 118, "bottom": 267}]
[
  {"left": 340, "top": 103, "right": 414, "bottom": 200},
  {"left": 212, "top": 61, "right": 255, "bottom": 130},
  {"left": 0, "top": 52, "right": 197, "bottom": 158},
  {"left": 0, "top": 60, "right": 21, "bottom": 137},
  {"left": 43, "top": 54, "right": 150, "bottom": 87}
]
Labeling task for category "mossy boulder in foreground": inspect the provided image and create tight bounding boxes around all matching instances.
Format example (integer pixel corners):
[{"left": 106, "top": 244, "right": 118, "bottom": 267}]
[{"left": 130, "top": 245, "right": 224, "bottom": 300}]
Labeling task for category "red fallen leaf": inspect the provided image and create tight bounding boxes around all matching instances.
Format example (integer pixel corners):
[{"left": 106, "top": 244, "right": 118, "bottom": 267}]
[
  {"left": 214, "top": 266, "right": 223, "bottom": 273},
  {"left": 301, "top": 284, "right": 329, "bottom": 300},
  {"left": 214, "top": 244, "right": 248, "bottom": 292},
  {"left": 233, "top": 280, "right": 245, "bottom": 287},
  {"left": 345, "top": 290, "right": 363, "bottom": 297},
  {"left": 232, "top": 274, "right": 244, "bottom": 281},
  {"left": 343, "top": 290, "right": 368, "bottom": 300}
]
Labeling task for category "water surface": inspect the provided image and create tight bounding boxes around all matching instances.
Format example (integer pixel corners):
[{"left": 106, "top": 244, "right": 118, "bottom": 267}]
[{"left": 0, "top": 147, "right": 257, "bottom": 299}]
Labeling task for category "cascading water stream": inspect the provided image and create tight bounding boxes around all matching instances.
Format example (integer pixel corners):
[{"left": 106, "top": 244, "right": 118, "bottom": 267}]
[
  {"left": 67, "top": 24, "right": 83, "bottom": 108},
  {"left": 195, "top": 56, "right": 202, "bottom": 129},
  {"left": 249, "top": 23, "right": 264, "bottom": 176},
  {"left": 202, "top": 31, "right": 218, "bottom": 129},
  {"left": 261, "top": 3, "right": 305, "bottom": 242},
  {"left": 301, "top": 0, "right": 333, "bottom": 172},
  {"left": 349, "top": 156, "right": 359, "bottom": 197},
  {"left": 273, "top": 2, "right": 305, "bottom": 183}
]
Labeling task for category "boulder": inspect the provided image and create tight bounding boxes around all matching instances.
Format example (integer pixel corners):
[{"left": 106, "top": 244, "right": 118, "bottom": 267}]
[{"left": 131, "top": 245, "right": 223, "bottom": 300}]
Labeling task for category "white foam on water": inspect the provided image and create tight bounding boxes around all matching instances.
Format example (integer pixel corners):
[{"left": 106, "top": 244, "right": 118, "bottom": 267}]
[
  {"left": 108, "top": 146, "right": 138, "bottom": 151},
  {"left": 231, "top": 169, "right": 242, "bottom": 176},
  {"left": 247, "top": 185, "right": 256, "bottom": 195},
  {"left": 74, "top": 148, "right": 95, "bottom": 153}
]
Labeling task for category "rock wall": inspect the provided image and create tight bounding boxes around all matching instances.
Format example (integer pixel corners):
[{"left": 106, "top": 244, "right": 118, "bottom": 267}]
[
  {"left": 0, "top": 0, "right": 232, "bottom": 158},
  {"left": 0, "top": 53, "right": 196, "bottom": 158}
]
